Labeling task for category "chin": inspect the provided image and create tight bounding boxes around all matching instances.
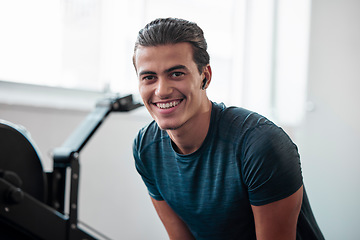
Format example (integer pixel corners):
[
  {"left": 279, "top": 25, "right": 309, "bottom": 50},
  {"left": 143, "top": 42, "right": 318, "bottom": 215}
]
[{"left": 156, "top": 120, "right": 183, "bottom": 131}]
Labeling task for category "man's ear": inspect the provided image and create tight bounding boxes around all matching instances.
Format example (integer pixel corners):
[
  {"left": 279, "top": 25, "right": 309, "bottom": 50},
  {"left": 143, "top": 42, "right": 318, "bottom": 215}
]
[
  {"left": 201, "top": 64, "right": 212, "bottom": 90},
  {"left": 201, "top": 77, "right": 208, "bottom": 90}
]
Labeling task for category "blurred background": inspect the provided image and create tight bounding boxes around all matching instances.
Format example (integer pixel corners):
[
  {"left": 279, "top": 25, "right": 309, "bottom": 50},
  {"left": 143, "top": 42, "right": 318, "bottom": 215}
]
[{"left": 0, "top": 0, "right": 359, "bottom": 239}]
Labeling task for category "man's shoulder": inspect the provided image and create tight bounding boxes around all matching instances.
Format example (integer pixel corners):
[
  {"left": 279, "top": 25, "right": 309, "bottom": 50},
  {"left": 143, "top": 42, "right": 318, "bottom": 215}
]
[
  {"left": 134, "top": 120, "right": 167, "bottom": 151},
  {"left": 209, "top": 102, "right": 280, "bottom": 149},
  {"left": 213, "top": 102, "right": 271, "bottom": 131},
  {"left": 138, "top": 120, "right": 158, "bottom": 136}
]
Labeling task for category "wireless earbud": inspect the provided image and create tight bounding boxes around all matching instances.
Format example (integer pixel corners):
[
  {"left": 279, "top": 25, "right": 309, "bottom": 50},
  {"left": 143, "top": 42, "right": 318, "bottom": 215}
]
[{"left": 202, "top": 77, "right": 207, "bottom": 90}]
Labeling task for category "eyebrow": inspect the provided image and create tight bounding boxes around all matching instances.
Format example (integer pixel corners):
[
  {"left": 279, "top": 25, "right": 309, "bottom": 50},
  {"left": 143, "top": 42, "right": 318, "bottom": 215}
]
[
  {"left": 139, "top": 65, "right": 188, "bottom": 76},
  {"left": 164, "top": 65, "right": 187, "bottom": 73},
  {"left": 138, "top": 70, "right": 156, "bottom": 76}
]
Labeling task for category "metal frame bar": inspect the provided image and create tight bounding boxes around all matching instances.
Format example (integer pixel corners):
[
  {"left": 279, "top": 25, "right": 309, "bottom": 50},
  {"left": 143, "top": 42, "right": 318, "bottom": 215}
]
[{"left": 0, "top": 95, "right": 142, "bottom": 239}]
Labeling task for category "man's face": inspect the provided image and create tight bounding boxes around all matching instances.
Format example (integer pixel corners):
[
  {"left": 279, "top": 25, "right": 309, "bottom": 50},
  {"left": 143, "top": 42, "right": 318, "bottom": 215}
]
[{"left": 134, "top": 42, "right": 210, "bottom": 131}]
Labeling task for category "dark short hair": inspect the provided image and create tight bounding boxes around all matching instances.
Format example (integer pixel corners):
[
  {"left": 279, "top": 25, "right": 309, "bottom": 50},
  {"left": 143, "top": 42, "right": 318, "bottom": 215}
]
[{"left": 133, "top": 18, "right": 210, "bottom": 74}]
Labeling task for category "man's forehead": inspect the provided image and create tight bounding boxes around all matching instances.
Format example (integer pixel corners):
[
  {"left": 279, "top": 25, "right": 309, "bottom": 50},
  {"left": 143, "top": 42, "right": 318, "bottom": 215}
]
[
  {"left": 135, "top": 43, "right": 193, "bottom": 58},
  {"left": 135, "top": 43, "right": 195, "bottom": 73}
]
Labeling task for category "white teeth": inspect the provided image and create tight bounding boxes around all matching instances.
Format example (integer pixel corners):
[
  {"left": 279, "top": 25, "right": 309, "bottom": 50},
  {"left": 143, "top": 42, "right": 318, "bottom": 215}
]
[{"left": 157, "top": 100, "right": 180, "bottom": 109}]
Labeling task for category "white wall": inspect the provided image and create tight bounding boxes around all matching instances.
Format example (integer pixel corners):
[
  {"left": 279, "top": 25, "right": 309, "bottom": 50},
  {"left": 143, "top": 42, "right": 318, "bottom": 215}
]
[{"left": 294, "top": 0, "right": 360, "bottom": 239}]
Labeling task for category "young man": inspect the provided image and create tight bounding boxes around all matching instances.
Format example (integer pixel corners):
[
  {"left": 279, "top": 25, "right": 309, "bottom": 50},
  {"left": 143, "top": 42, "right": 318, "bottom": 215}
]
[{"left": 132, "top": 18, "right": 324, "bottom": 240}]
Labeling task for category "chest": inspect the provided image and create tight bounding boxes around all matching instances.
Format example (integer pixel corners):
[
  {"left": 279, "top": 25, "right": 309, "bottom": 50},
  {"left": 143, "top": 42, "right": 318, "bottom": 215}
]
[{"left": 152, "top": 142, "right": 250, "bottom": 217}]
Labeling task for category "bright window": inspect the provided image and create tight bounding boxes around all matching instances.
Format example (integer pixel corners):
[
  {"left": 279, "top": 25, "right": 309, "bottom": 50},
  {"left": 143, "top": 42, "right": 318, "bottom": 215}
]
[{"left": 0, "top": 0, "right": 311, "bottom": 125}]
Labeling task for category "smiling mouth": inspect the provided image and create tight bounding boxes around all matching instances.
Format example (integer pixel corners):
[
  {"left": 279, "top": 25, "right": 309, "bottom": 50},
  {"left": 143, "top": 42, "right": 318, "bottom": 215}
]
[{"left": 155, "top": 100, "right": 182, "bottom": 109}]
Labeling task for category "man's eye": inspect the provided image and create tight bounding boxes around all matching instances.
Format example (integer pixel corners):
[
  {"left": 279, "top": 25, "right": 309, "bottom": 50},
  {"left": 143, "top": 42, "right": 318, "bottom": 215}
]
[
  {"left": 143, "top": 76, "right": 155, "bottom": 81},
  {"left": 172, "top": 72, "right": 184, "bottom": 78}
]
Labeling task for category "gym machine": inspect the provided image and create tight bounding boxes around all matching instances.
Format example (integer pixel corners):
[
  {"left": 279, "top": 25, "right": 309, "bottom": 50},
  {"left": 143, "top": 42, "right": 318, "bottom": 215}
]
[{"left": 0, "top": 95, "right": 142, "bottom": 239}]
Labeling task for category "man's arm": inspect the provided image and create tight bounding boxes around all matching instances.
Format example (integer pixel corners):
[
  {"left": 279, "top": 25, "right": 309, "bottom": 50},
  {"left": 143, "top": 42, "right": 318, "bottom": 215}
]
[
  {"left": 251, "top": 185, "right": 303, "bottom": 240},
  {"left": 151, "top": 197, "right": 195, "bottom": 240}
]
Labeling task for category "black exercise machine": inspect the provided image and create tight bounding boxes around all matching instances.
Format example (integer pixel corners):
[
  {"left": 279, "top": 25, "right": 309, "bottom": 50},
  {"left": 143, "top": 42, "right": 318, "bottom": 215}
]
[{"left": 0, "top": 95, "right": 142, "bottom": 239}]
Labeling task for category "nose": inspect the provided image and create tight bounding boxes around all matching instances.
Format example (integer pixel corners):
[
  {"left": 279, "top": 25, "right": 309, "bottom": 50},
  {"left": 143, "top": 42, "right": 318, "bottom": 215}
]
[{"left": 155, "top": 78, "right": 172, "bottom": 98}]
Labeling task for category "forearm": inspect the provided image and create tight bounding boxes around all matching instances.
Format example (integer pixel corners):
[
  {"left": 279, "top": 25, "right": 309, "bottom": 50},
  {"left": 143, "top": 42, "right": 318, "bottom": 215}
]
[{"left": 151, "top": 197, "right": 195, "bottom": 240}]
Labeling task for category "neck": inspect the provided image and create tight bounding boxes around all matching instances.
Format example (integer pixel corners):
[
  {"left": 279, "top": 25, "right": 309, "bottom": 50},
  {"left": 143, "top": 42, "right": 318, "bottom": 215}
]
[{"left": 167, "top": 99, "right": 212, "bottom": 155}]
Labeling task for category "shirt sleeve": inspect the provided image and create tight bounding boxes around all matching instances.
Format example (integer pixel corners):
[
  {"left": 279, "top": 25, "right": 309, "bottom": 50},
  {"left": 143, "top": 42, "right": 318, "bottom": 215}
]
[
  {"left": 133, "top": 136, "right": 164, "bottom": 201},
  {"left": 241, "top": 123, "right": 303, "bottom": 206}
]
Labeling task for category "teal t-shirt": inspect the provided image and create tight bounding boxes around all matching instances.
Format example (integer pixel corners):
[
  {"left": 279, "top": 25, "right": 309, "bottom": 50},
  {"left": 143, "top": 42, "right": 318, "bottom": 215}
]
[{"left": 133, "top": 102, "right": 324, "bottom": 239}]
